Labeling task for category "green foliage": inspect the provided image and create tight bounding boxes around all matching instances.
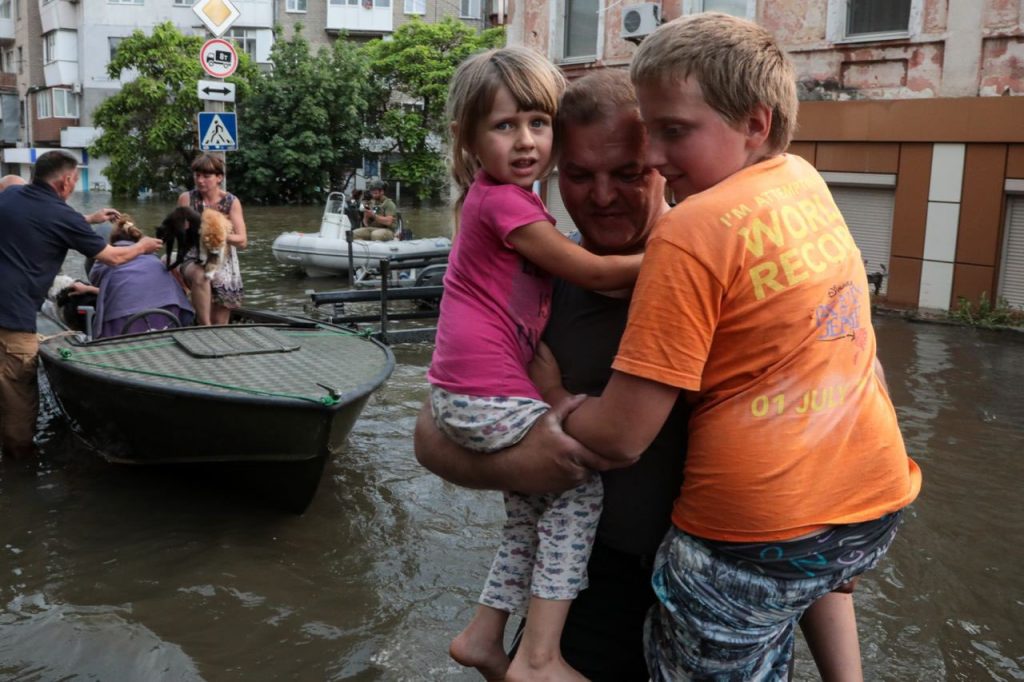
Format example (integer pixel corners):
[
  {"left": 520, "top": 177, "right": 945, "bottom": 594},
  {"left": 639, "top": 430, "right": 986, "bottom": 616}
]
[
  {"left": 365, "top": 18, "right": 504, "bottom": 199},
  {"left": 231, "top": 27, "right": 372, "bottom": 203},
  {"left": 948, "top": 292, "right": 1024, "bottom": 328},
  {"left": 90, "top": 22, "right": 258, "bottom": 197}
]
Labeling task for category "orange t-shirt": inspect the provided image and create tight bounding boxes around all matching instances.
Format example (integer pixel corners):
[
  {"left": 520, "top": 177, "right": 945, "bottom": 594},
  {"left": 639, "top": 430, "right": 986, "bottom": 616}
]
[{"left": 613, "top": 154, "right": 922, "bottom": 542}]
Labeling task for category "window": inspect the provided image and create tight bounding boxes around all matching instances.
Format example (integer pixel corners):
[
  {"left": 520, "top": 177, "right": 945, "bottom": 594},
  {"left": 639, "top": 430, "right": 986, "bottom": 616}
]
[
  {"left": 36, "top": 90, "right": 50, "bottom": 118},
  {"left": 374, "top": 0, "right": 389, "bottom": 6},
  {"left": 0, "top": 0, "right": 10, "bottom": 19},
  {"left": 698, "top": 0, "right": 748, "bottom": 17},
  {"left": 404, "top": 0, "right": 424, "bottom": 14},
  {"left": 53, "top": 89, "right": 79, "bottom": 118},
  {"left": 562, "top": 0, "right": 598, "bottom": 61},
  {"left": 460, "top": 0, "right": 479, "bottom": 18},
  {"left": 108, "top": 0, "right": 143, "bottom": 5},
  {"left": 845, "top": 0, "right": 911, "bottom": 37},
  {"left": 173, "top": 0, "right": 190, "bottom": 6},
  {"left": 43, "top": 32, "right": 56, "bottom": 64},
  {"left": 287, "top": 0, "right": 306, "bottom": 10},
  {"left": 17, "top": 46, "right": 22, "bottom": 75},
  {"left": 3, "top": 49, "right": 13, "bottom": 74},
  {"left": 108, "top": 37, "right": 123, "bottom": 63},
  {"left": 226, "top": 27, "right": 256, "bottom": 59}
]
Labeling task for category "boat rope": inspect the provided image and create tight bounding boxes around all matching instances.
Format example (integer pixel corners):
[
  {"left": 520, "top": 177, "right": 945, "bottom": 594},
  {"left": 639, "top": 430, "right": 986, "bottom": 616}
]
[{"left": 55, "top": 348, "right": 341, "bottom": 406}]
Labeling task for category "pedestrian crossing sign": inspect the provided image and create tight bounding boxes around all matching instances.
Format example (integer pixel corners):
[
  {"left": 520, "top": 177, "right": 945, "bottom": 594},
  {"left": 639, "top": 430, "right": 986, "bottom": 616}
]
[{"left": 198, "top": 112, "right": 238, "bottom": 152}]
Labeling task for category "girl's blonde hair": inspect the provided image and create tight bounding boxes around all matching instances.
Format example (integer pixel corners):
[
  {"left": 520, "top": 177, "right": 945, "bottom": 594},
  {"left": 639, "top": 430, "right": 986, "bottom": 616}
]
[{"left": 446, "top": 47, "right": 566, "bottom": 217}]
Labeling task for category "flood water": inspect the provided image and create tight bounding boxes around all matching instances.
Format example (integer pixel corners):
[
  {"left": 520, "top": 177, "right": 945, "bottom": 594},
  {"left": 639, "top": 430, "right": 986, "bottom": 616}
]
[{"left": 1, "top": 194, "right": 1021, "bottom": 680}]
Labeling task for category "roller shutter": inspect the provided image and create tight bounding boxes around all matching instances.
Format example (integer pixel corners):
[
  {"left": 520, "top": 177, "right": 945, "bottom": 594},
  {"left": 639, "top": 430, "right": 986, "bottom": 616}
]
[
  {"left": 998, "top": 197, "right": 1024, "bottom": 307},
  {"left": 544, "top": 171, "right": 578, "bottom": 236},
  {"left": 828, "top": 186, "right": 895, "bottom": 295}
]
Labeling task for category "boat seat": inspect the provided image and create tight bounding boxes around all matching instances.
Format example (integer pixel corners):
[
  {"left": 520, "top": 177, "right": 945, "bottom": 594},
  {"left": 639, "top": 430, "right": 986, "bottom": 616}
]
[{"left": 173, "top": 326, "right": 301, "bottom": 358}]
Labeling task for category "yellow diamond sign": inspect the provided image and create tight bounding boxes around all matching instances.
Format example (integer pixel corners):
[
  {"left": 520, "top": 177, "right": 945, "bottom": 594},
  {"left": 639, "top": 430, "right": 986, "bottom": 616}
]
[{"left": 193, "top": 0, "right": 241, "bottom": 38}]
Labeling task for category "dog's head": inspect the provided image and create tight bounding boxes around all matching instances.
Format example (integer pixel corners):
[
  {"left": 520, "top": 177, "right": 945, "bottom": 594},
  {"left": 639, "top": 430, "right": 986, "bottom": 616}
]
[
  {"left": 200, "top": 208, "right": 231, "bottom": 252},
  {"left": 157, "top": 206, "right": 202, "bottom": 270}
]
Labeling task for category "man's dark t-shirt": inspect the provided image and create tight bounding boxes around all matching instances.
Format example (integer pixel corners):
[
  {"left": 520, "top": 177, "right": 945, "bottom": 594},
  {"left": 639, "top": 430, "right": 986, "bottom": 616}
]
[{"left": 0, "top": 182, "right": 107, "bottom": 332}]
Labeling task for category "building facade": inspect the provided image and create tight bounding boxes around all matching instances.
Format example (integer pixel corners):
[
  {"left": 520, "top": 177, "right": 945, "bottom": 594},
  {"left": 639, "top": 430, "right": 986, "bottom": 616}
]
[
  {"left": 0, "top": 0, "right": 489, "bottom": 189},
  {"left": 510, "top": 0, "right": 1024, "bottom": 312}
]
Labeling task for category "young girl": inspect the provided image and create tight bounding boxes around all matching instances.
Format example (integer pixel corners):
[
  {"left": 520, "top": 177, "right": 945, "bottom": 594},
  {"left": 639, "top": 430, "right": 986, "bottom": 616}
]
[{"left": 429, "top": 47, "right": 642, "bottom": 682}]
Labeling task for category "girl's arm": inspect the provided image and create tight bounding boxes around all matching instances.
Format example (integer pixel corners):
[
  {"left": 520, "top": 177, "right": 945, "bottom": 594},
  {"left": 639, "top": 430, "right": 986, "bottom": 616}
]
[
  {"left": 560, "top": 371, "right": 681, "bottom": 465},
  {"left": 508, "top": 221, "right": 642, "bottom": 291},
  {"left": 228, "top": 198, "right": 248, "bottom": 249}
]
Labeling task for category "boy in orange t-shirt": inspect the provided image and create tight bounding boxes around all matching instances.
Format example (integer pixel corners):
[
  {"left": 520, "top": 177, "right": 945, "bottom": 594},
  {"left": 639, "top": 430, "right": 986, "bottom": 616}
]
[{"left": 535, "top": 12, "right": 922, "bottom": 679}]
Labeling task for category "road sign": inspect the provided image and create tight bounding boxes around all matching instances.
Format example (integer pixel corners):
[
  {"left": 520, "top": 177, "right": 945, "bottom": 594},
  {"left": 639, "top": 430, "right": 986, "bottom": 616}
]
[
  {"left": 200, "top": 38, "right": 238, "bottom": 79},
  {"left": 198, "top": 112, "right": 238, "bottom": 152},
  {"left": 198, "top": 79, "right": 236, "bottom": 103},
  {"left": 193, "top": 0, "right": 241, "bottom": 38}
]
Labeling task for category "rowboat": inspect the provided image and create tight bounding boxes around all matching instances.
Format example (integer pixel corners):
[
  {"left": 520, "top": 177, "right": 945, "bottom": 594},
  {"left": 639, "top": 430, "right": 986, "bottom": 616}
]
[
  {"left": 270, "top": 192, "right": 452, "bottom": 277},
  {"left": 36, "top": 307, "right": 394, "bottom": 512}
]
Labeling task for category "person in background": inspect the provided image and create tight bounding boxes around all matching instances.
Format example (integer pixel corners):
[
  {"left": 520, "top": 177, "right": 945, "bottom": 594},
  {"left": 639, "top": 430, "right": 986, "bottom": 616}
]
[
  {"left": 76, "top": 217, "right": 195, "bottom": 338},
  {"left": 353, "top": 180, "right": 398, "bottom": 241},
  {"left": 416, "top": 68, "right": 869, "bottom": 682},
  {"left": 177, "top": 154, "right": 247, "bottom": 326},
  {"left": 345, "top": 188, "right": 364, "bottom": 232},
  {"left": 0, "top": 151, "right": 161, "bottom": 460}
]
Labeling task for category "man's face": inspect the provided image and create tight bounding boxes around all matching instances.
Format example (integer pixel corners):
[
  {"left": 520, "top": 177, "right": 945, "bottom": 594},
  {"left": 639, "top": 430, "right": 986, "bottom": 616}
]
[
  {"left": 558, "top": 110, "right": 667, "bottom": 255},
  {"left": 638, "top": 76, "right": 756, "bottom": 199},
  {"left": 369, "top": 188, "right": 384, "bottom": 201}
]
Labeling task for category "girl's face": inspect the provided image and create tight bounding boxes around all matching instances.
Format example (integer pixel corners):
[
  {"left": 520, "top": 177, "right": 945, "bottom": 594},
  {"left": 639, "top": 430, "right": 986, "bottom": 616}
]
[
  {"left": 471, "top": 85, "right": 554, "bottom": 189},
  {"left": 194, "top": 171, "right": 222, "bottom": 194}
]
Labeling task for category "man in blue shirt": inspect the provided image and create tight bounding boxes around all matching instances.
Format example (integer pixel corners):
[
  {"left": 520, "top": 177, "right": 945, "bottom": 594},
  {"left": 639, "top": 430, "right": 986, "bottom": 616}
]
[{"left": 0, "top": 151, "right": 162, "bottom": 460}]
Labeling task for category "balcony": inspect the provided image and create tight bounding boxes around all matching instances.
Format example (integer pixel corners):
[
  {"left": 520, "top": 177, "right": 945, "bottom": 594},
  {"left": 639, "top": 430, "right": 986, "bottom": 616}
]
[
  {"left": 0, "top": 72, "right": 14, "bottom": 88},
  {"left": 0, "top": 15, "right": 14, "bottom": 41},
  {"left": 326, "top": 1, "right": 392, "bottom": 35},
  {"left": 39, "top": 0, "right": 77, "bottom": 34}
]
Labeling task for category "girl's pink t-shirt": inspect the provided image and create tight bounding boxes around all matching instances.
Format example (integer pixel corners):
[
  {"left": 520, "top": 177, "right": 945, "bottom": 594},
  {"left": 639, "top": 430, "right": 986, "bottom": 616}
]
[{"left": 428, "top": 171, "right": 556, "bottom": 399}]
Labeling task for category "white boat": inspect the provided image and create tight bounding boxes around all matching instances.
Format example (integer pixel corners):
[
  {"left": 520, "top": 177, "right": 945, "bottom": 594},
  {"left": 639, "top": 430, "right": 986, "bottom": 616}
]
[{"left": 271, "top": 192, "right": 452, "bottom": 277}]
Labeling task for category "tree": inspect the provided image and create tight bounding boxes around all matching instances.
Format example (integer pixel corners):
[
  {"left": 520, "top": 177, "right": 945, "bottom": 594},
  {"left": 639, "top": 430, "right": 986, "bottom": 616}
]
[
  {"left": 90, "top": 22, "right": 258, "bottom": 197},
  {"left": 365, "top": 17, "right": 504, "bottom": 200},
  {"left": 231, "top": 26, "right": 372, "bottom": 203}
]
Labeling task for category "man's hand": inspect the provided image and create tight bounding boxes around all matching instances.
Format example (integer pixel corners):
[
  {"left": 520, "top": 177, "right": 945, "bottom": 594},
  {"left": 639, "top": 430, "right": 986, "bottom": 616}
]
[
  {"left": 84, "top": 208, "right": 121, "bottom": 224},
  {"left": 138, "top": 237, "right": 163, "bottom": 254},
  {"left": 414, "top": 395, "right": 605, "bottom": 495}
]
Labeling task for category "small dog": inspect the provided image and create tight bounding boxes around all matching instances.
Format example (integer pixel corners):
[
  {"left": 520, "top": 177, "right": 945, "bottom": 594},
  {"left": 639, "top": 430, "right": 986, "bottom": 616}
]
[
  {"left": 199, "top": 208, "right": 231, "bottom": 280},
  {"left": 157, "top": 206, "right": 202, "bottom": 270}
]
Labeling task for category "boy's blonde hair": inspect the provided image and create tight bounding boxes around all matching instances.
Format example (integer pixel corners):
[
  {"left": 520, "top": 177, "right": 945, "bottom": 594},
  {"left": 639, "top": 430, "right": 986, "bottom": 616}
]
[
  {"left": 630, "top": 12, "right": 797, "bottom": 154},
  {"left": 446, "top": 47, "right": 566, "bottom": 210}
]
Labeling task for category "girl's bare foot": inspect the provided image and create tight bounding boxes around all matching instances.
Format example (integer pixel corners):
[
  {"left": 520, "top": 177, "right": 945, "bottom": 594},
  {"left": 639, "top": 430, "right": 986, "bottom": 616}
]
[{"left": 449, "top": 626, "right": 511, "bottom": 682}]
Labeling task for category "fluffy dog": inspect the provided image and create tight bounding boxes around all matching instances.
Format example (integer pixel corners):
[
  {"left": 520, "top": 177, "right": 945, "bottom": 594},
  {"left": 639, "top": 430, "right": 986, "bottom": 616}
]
[
  {"left": 199, "top": 208, "right": 231, "bottom": 280},
  {"left": 157, "top": 206, "right": 202, "bottom": 270}
]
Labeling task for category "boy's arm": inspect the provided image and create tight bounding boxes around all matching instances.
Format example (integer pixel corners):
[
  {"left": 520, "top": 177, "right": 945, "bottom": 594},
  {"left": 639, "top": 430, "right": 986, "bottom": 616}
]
[
  {"left": 561, "top": 371, "right": 681, "bottom": 465},
  {"left": 414, "top": 396, "right": 611, "bottom": 494},
  {"left": 508, "top": 221, "right": 642, "bottom": 291}
]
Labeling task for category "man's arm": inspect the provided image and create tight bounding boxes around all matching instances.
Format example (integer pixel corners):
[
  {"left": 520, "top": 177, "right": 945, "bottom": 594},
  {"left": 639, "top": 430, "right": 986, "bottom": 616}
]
[
  {"left": 93, "top": 237, "right": 162, "bottom": 266},
  {"left": 414, "top": 396, "right": 610, "bottom": 495}
]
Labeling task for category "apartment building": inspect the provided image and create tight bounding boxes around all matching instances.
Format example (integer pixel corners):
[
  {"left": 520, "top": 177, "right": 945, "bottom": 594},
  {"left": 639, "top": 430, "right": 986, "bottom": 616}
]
[
  {"left": 511, "top": 0, "right": 1024, "bottom": 312},
  {"left": 0, "top": 0, "right": 490, "bottom": 188}
]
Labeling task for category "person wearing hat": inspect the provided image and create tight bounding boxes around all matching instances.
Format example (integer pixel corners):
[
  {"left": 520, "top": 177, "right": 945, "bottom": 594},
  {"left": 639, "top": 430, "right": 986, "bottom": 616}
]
[{"left": 354, "top": 180, "right": 398, "bottom": 241}]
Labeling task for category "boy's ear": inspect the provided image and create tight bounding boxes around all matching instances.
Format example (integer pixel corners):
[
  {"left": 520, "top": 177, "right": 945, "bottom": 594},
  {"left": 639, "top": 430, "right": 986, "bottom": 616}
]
[{"left": 743, "top": 103, "right": 773, "bottom": 150}]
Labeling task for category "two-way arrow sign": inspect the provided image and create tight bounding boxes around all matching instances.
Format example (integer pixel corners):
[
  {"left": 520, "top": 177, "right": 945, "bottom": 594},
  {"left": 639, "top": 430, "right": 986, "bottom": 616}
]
[{"left": 197, "top": 79, "right": 236, "bottom": 103}]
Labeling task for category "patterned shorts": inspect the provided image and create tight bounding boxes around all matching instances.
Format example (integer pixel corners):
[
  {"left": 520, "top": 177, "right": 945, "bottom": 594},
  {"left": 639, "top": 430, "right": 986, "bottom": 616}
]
[
  {"left": 429, "top": 387, "right": 550, "bottom": 453},
  {"left": 645, "top": 524, "right": 898, "bottom": 681}
]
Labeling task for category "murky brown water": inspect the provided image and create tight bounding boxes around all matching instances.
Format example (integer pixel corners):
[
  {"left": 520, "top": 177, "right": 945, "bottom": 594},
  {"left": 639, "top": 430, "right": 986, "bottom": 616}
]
[{"left": 1, "top": 195, "right": 1021, "bottom": 680}]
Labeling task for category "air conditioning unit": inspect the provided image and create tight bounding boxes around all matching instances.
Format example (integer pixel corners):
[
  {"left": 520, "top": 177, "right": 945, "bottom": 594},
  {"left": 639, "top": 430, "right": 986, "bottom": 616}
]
[
  {"left": 71, "top": 83, "right": 82, "bottom": 94},
  {"left": 621, "top": 3, "right": 661, "bottom": 43}
]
